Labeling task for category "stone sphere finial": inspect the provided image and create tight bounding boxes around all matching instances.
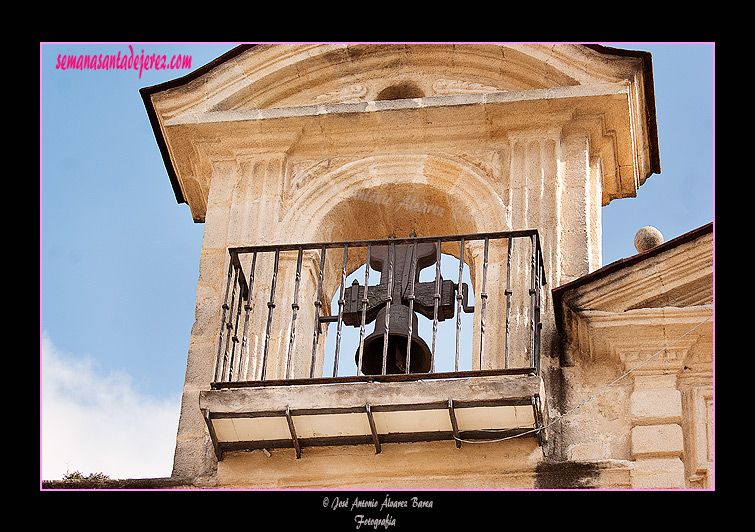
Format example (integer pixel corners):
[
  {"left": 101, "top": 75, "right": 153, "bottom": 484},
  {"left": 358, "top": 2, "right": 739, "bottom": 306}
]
[{"left": 634, "top": 226, "right": 664, "bottom": 253}]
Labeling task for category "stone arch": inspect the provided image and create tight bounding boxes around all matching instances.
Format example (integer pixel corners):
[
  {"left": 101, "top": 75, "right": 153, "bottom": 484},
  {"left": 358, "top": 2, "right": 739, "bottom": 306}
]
[
  {"left": 292, "top": 154, "right": 499, "bottom": 282},
  {"left": 272, "top": 153, "right": 515, "bottom": 375},
  {"left": 280, "top": 152, "right": 509, "bottom": 297},
  {"left": 283, "top": 152, "right": 508, "bottom": 243}
]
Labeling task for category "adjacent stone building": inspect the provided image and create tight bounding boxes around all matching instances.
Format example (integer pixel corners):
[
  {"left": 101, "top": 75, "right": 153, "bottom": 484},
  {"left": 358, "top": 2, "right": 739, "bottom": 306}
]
[{"left": 132, "top": 43, "right": 712, "bottom": 489}]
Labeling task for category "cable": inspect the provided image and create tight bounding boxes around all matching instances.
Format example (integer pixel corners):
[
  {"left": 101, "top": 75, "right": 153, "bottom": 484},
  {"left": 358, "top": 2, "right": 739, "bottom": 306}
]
[{"left": 453, "top": 314, "right": 712, "bottom": 445}]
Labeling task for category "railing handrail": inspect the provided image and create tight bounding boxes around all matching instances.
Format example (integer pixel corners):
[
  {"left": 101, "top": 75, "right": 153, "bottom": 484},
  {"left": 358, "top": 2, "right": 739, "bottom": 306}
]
[{"left": 230, "top": 229, "right": 543, "bottom": 257}]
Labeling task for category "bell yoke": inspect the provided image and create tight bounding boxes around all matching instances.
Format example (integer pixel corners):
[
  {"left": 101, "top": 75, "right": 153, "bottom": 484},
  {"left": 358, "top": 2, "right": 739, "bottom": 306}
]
[{"left": 338, "top": 237, "right": 472, "bottom": 376}]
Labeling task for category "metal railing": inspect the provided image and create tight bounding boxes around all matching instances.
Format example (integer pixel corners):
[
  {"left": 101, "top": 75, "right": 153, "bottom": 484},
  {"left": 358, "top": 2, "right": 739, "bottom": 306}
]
[{"left": 212, "top": 230, "right": 546, "bottom": 387}]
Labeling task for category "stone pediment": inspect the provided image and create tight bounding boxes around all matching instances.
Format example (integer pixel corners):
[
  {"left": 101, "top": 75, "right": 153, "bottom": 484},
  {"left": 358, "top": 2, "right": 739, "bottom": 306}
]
[
  {"left": 149, "top": 44, "right": 650, "bottom": 115},
  {"left": 553, "top": 223, "right": 713, "bottom": 316},
  {"left": 141, "top": 43, "right": 659, "bottom": 222},
  {"left": 552, "top": 223, "right": 713, "bottom": 370}
]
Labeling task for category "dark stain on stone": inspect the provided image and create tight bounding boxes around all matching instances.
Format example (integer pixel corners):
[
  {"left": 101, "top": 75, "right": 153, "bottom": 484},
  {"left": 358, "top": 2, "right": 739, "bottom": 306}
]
[
  {"left": 535, "top": 461, "right": 601, "bottom": 489},
  {"left": 545, "top": 367, "right": 567, "bottom": 411}
]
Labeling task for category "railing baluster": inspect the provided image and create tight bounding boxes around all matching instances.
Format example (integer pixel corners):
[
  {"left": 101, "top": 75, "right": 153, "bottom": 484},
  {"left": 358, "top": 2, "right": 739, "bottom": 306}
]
[
  {"left": 479, "top": 237, "right": 489, "bottom": 370},
  {"left": 214, "top": 253, "right": 235, "bottom": 382},
  {"left": 261, "top": 249, "right": 279, "bottom": 381},
  {"left": 333, "top": 245, "right": 349, "bottom": 377},
  {"left": 534, "top": 233, "right": 543, "bottom": 375},
  {"left": 382, "top": 235, "right": 395, "bottom": 375},
  {"left": 228, "top": 265, "right": 245, "bottom": 380},
  {"left": 237, "top": 251, "right": 257, "bottom": 382},
  {"left": 431, "top": 239, "right": 441, "bottom": 373},
  {"left": 357, "top": 244, "right": 371, "bottom": 374},
  {"left": 214, "top": 229, "right": 547, "bottom": 385},
  {"left": 405, "top": 238, "right": 418, "bottom": 374},
  {"left": 310, "top": 246, "right": 327, "bottom": 378},
  {"left": 221, "top": 264, "right": 241, "bottom": 381},
  {"left": 504, "top": 237, "right": 513, "bottom": 369},
  {"left": 286, "top": 248, "right": 304, "bottom": 379},
  {"left": 455, "top": 237, "right": 464, "bottom": 372},
  {"left": 529, "top": 234, "right": 537, "bottom": 370},
  {"left": 227, "top": 253, "right": 250, "bottom": 381}
]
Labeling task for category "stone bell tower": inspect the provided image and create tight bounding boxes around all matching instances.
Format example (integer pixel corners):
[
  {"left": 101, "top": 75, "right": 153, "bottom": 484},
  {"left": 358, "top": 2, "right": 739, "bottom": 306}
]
[{"left": 141, "top": 44, "right": 662, "bottom": 489}]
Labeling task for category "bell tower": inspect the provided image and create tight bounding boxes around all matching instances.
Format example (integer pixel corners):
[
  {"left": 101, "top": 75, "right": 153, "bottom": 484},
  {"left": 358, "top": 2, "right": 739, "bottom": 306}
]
[{"left": 141, "top": 43, "right": 659, "bottom": 488}]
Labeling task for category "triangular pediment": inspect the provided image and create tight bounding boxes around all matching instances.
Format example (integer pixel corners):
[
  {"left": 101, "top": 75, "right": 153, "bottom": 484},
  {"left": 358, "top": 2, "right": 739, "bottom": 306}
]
[{"left": 553, "top": 223, "right": 713, "bottom": 317}]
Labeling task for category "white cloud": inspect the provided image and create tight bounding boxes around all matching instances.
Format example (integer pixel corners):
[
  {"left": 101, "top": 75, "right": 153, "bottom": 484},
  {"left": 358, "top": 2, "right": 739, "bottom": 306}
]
[{"left": 41, "top": 333, "right": 181, "bottom": 480}]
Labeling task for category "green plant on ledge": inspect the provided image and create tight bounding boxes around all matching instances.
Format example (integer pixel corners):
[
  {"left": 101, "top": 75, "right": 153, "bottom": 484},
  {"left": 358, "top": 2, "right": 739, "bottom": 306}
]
[{"left": 62, "top": 470, "right": 110, "bottom": 481}]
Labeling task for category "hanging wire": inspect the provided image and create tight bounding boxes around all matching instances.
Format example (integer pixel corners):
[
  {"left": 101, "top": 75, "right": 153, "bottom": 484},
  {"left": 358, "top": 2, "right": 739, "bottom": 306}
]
[{"left": 453, "top": 314, "right": 712, "bottom": 444}]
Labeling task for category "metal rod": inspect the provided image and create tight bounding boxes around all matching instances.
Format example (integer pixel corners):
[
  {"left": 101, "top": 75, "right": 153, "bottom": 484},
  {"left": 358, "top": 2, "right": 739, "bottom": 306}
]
[
  {"left": 286, "top": 248, "right": 304, "bottom": 379},
  {"left": 221, "top": 230, "right": 548, "bottom": 383},
  {"left": 534, "top": 234, "right": 543, "bottom": 375},
  {"left": 529, "top": 235, "right": 537, "bottom": 369},
  {"left": 366, "top": 403, "right": 381, "bottom": 454},
  {"left": 202, "top": 409, "right": 222, "bottom": 461},
  {"left": 221, "top": 264, "right": 241, "bottom": 381},
  {"left": 532, "top": 395, "right": 544, "bottom": 446},
  {"left": 448, "top": 399, "right": 462, "bottom": 449},
  {"left": 431, "top": 239, "right": 441, "bottom": 373},
  {"left": 479, "top": 237, "right": 489, "bottom": 370},
  {"left": 333, "top": 245, "right": 348, "bottom": 378},
  {"left": 237, "top": 251, "right": 257, "bottom": 382},
  {"left": 261, "top": 249, "right": 279, "bottom": 381},
  {"left": 536, "top": 232, "right": 547, "bottom": 286},
  {"left": 357, "top": 244, "right": 371, "bottom": 374},
  {"left": 504, "top": 237, "right": 513, "bottom": 369},
  {"left": 405, "top": 238, "right": 418, "bottom": 374},
  {"left": 227, "top": 268, "right": 245, "bottom": 381},
  {"left": 214, "top": 254, "right": 236, "bottom": 383},
  {"left": 382, "top": 235, "right": 395, "bottom": 376},
  {"left": 229, "top": 228, "right": 543, "bottom": 255},
  {"left": 310, "top": 246, "right": 326, "bottom": 378},
  {"left": 455, "top": 238, "right": 464, "bottom": 372},
  {"left": 285, "top": 406, "right": 301, "bottom": 459}
]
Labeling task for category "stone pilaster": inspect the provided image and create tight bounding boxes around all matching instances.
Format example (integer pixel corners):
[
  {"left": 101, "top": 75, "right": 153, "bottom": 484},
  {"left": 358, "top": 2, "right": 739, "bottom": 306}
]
[
  {"left": 628, "top": 375, "right": 685, "bottom": 489},
  {"left": 620, "top": 331, "right": 701, "bottom": 489}
]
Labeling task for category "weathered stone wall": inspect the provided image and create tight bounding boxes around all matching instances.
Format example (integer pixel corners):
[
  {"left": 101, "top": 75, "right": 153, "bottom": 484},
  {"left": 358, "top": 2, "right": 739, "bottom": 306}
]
[
  {"left": 140, "top": 44, "right": 683, "bottom": 489},
  {"left": 554, "top": 226, "right": 713, "bottom": 488}
]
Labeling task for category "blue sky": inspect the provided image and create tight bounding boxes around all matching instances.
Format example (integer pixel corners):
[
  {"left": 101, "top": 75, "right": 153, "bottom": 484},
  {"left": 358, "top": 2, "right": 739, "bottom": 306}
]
[{"left": 40, "top": 42, "right": 714, "bottom": 481}]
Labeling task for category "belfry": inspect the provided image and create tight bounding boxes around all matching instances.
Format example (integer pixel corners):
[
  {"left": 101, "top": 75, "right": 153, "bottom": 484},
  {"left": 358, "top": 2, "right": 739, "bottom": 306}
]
[{"left": 141, "top": 44, "right": 713, "bottom": 489}]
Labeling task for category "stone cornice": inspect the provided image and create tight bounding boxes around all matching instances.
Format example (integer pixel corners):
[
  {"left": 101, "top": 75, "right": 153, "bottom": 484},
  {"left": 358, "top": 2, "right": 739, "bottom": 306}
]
[
  {"left": 141, "top": 44, "right": 659, "bottom": 220},
  {"left": 568, "top": 231, "right": 712, "bottom": 313},
  {"left": 565, "top": 305, "right": 713, "bottom": 376},
  {"left": 553, "top": 223, "right": 713, "bottom": 332},
  {"left": 156, "top": 83, "right": 642, "bottom": 222},
  {"left": 161, "top": 83, "right": 629, "bottom": 127}
]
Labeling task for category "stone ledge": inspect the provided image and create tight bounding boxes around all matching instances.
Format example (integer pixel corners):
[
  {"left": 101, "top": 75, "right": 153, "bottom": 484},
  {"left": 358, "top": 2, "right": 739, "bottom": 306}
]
[
  {"left": 201, "top": 373, "right": 544, "bottom": 414},
  {"left": 534, "top": 460, "right": 632, "bottom": 489},
  {"left": 41, "top": 477, "right": 196, "bottom": 490},
  {"left": 163, "top": 83, "right": 628, "bottom": 126}
]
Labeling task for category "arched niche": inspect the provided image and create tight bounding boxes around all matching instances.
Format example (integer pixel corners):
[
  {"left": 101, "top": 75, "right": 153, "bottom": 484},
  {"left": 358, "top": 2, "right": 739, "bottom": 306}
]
[
  {"left": 249, "top": 152, "right": 528, "bottom": 379},
  {"left": 280, "top": 152, "right": 508, "bottom": 298}
]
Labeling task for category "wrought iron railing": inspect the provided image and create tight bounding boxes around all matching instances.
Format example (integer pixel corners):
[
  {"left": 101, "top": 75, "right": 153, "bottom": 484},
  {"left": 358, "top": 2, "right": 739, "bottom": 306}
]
[{"left": 211, "top": 230, "right": 546, "bottom": 388}]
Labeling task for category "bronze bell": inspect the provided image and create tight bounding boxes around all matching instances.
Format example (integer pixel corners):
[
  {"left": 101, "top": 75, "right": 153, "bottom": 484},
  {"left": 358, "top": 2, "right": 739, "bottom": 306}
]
[
  {"left": 341, "top": 235, "right": 463, "bottom": 376},
  {"left": 357, "top": 304, "right": 432, "bottom": 375}
]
